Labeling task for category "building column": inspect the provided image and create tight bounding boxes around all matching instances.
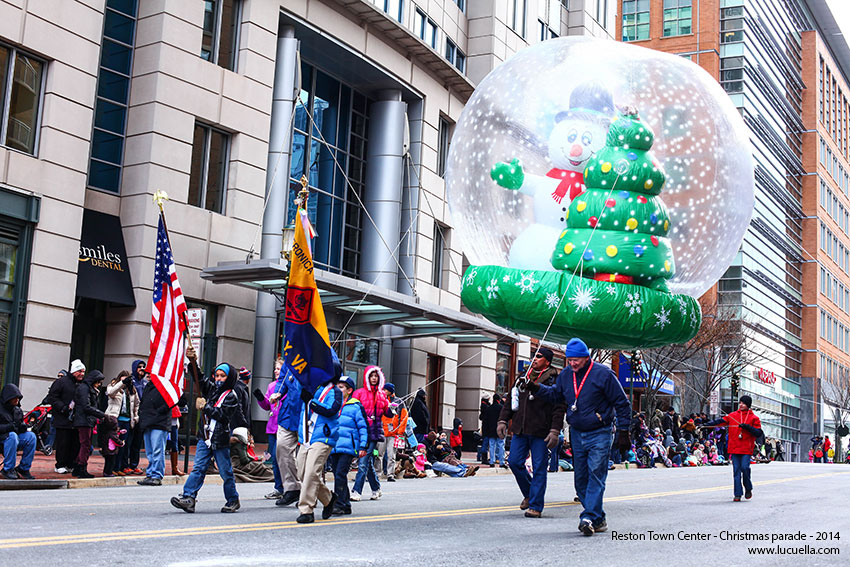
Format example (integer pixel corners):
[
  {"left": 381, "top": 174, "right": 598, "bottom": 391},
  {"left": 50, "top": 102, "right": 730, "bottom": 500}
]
[{"left": 251, "top": 26, "right": 298, "bottom": 420}]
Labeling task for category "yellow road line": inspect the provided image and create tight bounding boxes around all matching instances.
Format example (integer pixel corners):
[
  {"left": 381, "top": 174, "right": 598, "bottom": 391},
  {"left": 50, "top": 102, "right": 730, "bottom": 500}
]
[{"left": 2, "top": 470, "right": 846, "bottom": 549}]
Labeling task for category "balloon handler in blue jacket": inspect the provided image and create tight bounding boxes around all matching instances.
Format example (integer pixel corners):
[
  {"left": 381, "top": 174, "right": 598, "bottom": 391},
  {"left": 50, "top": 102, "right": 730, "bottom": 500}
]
[
  {"left": 295, "top": 374, "right": 343, "bottom": 524},
  {"left": 517, "top": 338, "right": 631, "bottom": 537}
]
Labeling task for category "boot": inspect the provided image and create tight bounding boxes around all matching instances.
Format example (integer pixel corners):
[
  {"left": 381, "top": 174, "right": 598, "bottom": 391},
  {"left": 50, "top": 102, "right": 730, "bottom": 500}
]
[{"left": 170, "top": 451, "right": 185, "bottom": 476}]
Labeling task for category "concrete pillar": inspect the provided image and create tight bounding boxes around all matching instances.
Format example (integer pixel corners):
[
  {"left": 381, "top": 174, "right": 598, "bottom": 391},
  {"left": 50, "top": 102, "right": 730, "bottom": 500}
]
[{"left": 251, "top": 27, "right": 298, "bottom": 420}]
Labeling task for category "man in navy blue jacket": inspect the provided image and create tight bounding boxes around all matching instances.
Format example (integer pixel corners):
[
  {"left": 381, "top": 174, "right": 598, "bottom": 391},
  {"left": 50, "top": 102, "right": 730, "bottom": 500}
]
[{"left": 520, "top": 338, "right": 631, "bottom": 536}]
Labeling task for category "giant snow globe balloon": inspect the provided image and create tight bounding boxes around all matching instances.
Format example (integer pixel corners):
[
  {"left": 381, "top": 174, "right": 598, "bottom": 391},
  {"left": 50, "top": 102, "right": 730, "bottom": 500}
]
[{"left": 447, "top": 37, "right": 754, "bottom": 349}]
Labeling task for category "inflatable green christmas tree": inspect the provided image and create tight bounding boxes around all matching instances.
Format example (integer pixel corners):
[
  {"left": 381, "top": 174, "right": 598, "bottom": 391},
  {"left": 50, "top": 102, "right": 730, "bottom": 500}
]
[{"left": 551, "top": 113, "right": 675, "bottom": 291}]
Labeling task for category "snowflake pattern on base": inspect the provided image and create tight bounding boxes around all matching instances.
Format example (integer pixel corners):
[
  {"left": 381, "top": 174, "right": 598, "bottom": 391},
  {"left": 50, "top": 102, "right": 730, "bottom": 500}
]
[
  {"left": 654, "top": 306, "right": 671, "bottom": 329},
  {"left": 515, "top": 272, "right": 540, "bottom": 295},
  {"left": 545, "top": 292, "right": 560, "bottom": 310},
  {"left": 570, "top": 286, "right": 597, "bottom": 313},
  {"left": 486, "top": 279, "right": 500, "bottom": 300},
  {"left": 463, "top": 268, "right": 478, "bottom": 288},
  {"left": 625, "top": 292, "right": 642, "bottom": 316}
]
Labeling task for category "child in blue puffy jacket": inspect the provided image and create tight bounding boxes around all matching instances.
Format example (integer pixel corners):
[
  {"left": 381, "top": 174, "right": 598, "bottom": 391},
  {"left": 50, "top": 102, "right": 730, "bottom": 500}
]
[{"left": 329, "top": 376, "right": 368, "bottom": 515}]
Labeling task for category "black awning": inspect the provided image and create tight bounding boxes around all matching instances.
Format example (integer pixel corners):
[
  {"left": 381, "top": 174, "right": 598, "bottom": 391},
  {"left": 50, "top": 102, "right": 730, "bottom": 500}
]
[{"left": 75, "top": 209, "right": 135, "bottom": 307}]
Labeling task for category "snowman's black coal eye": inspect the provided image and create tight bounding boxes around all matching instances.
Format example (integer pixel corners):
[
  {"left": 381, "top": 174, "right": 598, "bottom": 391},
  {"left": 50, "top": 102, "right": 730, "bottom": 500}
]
[
  {"left": 582, "top": 131, "right": 592, "bottom": 145},
  {"left": 567, "top": 129, "right": 577, "bottom": 143}
]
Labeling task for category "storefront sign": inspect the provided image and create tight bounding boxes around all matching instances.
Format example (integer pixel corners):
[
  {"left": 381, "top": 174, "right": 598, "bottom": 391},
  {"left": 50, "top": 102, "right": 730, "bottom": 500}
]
[
  {"left": 756, "top": 367, "right": 777, "bottom": 385},
  {"left": 186, "top": 308, "right": 206, "bottom": 359},
  {"left": 75, "top": 209, "right": 135, "bottom": 306}
]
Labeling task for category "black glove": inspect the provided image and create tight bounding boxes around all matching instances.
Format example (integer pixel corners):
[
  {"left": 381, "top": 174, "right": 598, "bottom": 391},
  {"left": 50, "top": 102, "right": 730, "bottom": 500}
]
[
  {"left": 544, "top": 430, "right": 560, "bottom": 449},
  {"left": 123, "top": 376, "right": 134, "bottom": 388},
  {"left": 300, "top": 388, "right": 313, "bottom": 403},
  {"left": 252, "top": 388, "right": 265, "bottom": 403},
  {"left": 740, "top": 424, "right": 760, "bottom": 436},
  {"left": 16, "top": 423, "right": 28, "bottom": 434},
  {"left": 617, "top": 429, "right": 631, "bottom": 453}
]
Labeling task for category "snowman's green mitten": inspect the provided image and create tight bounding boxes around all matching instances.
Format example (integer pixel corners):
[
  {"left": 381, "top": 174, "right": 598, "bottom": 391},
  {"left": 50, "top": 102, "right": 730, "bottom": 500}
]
[{"left": 490, "top": 158, "right": 524, "bottom": 190}]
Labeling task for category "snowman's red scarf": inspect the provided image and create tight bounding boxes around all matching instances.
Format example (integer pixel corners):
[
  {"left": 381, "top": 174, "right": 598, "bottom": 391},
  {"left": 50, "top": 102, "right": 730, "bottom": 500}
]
[{"left": 546, "top": 168, "right": 586, "bottom": 204}]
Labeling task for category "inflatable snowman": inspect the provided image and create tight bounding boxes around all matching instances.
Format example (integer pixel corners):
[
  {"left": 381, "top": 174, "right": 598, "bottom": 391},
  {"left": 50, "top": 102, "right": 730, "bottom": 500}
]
[{"left": 490, "top": 83, "right": 614, "bottom": 270}]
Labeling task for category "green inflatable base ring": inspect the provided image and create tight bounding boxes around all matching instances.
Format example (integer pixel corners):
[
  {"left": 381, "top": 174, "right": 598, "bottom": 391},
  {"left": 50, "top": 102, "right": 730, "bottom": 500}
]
[{"left": 461, "top": 265, "right": 701, "bottom": 349}]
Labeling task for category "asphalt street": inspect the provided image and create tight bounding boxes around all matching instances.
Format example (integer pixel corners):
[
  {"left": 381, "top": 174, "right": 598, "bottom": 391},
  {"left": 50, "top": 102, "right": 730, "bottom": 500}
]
[{"left": 1, "top": 462, "right": 847, "bottom": 566}]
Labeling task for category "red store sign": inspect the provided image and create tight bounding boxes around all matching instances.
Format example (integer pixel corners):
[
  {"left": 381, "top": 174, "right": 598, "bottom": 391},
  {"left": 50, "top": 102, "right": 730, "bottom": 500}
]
[{"left": 757, "top": 367, "right": 776, "bottom": 385}]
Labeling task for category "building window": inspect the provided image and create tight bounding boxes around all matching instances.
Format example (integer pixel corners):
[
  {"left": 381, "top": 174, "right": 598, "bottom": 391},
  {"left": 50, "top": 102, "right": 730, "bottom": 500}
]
[
  {"left": 201, "top": 0, "right": 241, "bottom": 71},
  {"left": 720, "top": 7, "right": 743, "bottom": 44},
  {"left": 622, "top": 0, "right": 649, "bottom": 41},
  {"left": 414, "top": 9, "right": 438, "bottom": 48},
  {"left": 88, "top": 0, "right": 137, "bottom": 193},
  {"left": 663, "top": 0, "right": 691, "bottom": 37},
  {"left": 372, "top": 0, "right": 404, "bottom": 22},
  {"left": 720, "top": 56, "right": 743, "bottom": 94},
  {"left": 432, "top": 223, "right": 445, "bottom": 288},
  {"left": 452, "top": 0, "right": 464, "bottom": 11},
  {"left": 0, "top": 45, "right": 45, "bottom": 156},
  {"left": 289, "top": 62, "right": 371, "bottom": 278},
  {"left": 444, "top": 39, "right": 465, "bottom": 73},
  {"left": 188, "top": 123, "right": 229, "bottom": 214},
  {"left": 539, "top": 19, "right": 558, "bottom": 41},
  {"left": 495, "top": 342, "right": 515, "bottom": 397},
  {"left": 510, "top": 0, "right": 527, "bottom": 37},
  {"left": 438, "top": 117, "right": 453, "bottom": 177}
]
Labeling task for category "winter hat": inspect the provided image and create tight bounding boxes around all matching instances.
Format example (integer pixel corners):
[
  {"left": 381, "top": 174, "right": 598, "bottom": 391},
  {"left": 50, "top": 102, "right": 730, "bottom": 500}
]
[
  {"left": 536, "top": 347, "right": 554, "bottom": 362},
  {"left": 564, "top": 338, "right": 590, "bottom": 358},
  {"left": 70, "top": 359, "right": 86, "bottom": 374},
  {"left": 238, "top": 367, "right": 252, "bottom": 382},
  {"left": 339, "top": 376, "right": 356, "bottom": 391},
  {"left": 739, "top": 395, "right": 752, "bottom": 409},
  {"left": 215, "top": 363, "right": 231, "bottom": 376},
  {"left": 383, "top": 383, "right": 395, "bottom": 395}
]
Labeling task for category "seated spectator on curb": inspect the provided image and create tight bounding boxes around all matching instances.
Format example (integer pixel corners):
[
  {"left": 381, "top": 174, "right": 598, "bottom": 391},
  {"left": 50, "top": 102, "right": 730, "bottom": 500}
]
[
  {"left": 425, "top": 431, "right": 478, "bottom": 477},
  {"left": 230, "top": 428, "right": 274, "bottom": 483},
  {"left": 1, "top": 384, "right": 37, "bottom": 479}
]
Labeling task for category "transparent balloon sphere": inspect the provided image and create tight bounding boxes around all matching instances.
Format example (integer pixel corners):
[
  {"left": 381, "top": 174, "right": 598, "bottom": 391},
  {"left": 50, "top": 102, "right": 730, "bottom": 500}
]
[{"left": 446, "top": 37, "right": 754, "bottom": 298}]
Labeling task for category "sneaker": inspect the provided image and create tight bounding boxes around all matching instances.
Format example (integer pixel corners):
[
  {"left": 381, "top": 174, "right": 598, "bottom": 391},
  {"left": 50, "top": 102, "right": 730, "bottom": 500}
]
[
  {"left": 122, "top": 468, "right": 135, "bottom": 475},
  {"left": 171, "top": 495, "right": 196, "bottom": 513},
  {"left": 296, "top": 513, "right": 314, "bottom": 524},
  {"left": 745, "top": 489, "right": 752, "bottom": 500},
  {"left": 113, "top": 470, "right": 126, "bottom": 477},
  {"left": 54, "top": 466, "right": 70, "bottom": 474},
  {"left": 593, "top": 520, "right": 608, "bottom": 533},
  {"left": 322, "top": 493, "right": 337, "bottom": 520},
  {"left": 489, "top": 464, "right": 495, "bottom": 468},
  {"left": 524, "top": 509, "right": 541, "bottom": 518},
  {"left": 264, "top": 490, "right": 283, "bottom": 500},
  {"left": 221, "top": 500, "right": 240, "bottom": 513},
  {"left": 350, "top": 492, "right": 362, "bottom": 502},
  {"left": 275, "top": 490, "right": 300, "bottom": 507},
  {"left": 579, "top": 519, "right": 595, "bottom": 536},
  {"left": 1, "top": 468, "right": 18, "bottom": 480},
  {"left": 131, "top": 468, "right": 143, "bottom": 475},
  {"left": 137, "top": 477, "right": 162, "bottom": 486},
  {"left": 333, "top": 506, "right": 352, "bottom": 515},
  {"left": 520, "top": 497, "right": 529, "bottom": 510},
  {"left": 733, "top": 496, "right": 741, "bottom": 502},
  {"left": 386, "top": 476, "right": 396, "bottom": 482},
  {"left": 370, "top": 490, "right": 382, "bottom": 500},
  {"left": 15, "top": 467, "right": 35, "bottom": 480}
]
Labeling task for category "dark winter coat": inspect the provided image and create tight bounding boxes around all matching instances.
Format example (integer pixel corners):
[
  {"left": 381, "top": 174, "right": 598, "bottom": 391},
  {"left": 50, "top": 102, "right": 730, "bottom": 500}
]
[
  {"left": 73, "top": 371, "right": 106, "bottom": 428},
  {"left": 533, "top": 360, "right": 631, "bottom": 433},
  {"left": 137, "top": 380, "right": 172, "bottom": 432},
  {"left": 500, "top": 366, "right": 566, "bottom": 438},
  {"left": 200, "top": 363, "right": 242, "bottom": 449},
  {"left": 0, "top": 383, "right": 25, "bottom": 442},
  {"left": 661, "top": 411, "right": 680, "bottom": 440},
  {"left": 234, "top": 380, "right": 251, "bottom": 429},
  {"left": 481, "top": 399, "right": 504, "bottom": 438},
  {"left": 46, "top": 371, "right": 80, "bottom": 429},
  {"left": 410, "top": 389, "right": 430, "bottom": 436}
]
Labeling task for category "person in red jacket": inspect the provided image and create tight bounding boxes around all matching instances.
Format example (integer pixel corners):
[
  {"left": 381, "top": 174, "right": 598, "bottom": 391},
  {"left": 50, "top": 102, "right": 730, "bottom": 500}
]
[{"left": 703, "top": 395, "right": 762, "bottom": 502}]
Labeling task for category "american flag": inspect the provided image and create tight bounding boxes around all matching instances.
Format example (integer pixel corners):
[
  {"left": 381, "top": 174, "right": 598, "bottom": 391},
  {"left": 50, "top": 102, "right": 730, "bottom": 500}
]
[{"left": 147, "top": 215, "right": 188, "bottom": 407}]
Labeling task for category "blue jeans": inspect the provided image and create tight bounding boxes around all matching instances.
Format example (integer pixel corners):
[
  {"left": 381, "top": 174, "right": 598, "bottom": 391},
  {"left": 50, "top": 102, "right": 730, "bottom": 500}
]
[
  {"left": 267, "top": 432, "right": 283, "bottom": 493},
  {"left": 489, "top": 437, "right": 505, "bottom": 465},
  {"left": 352, "top": 440, "right": 380, "bottom": 494},
  {"left": 508, "top": 434, "right": 549, "bottom": 512},
  {"left": 730, "top": 453, "right": 752, "bottom": 498},
  {"left": 572, "top": 427, "right": 613, "bottom": 525},
  {"left": 182, "top": 439, "right": 238, "bottom": 502},
  {"left": 3, "top": 431, "right": 36, "bottom": 471},
  {"left": 142, "top": 428, "right": 168, "bottom": 480},
  {"left": 431, "top": 461, "right": 466, "bottom": 477}
]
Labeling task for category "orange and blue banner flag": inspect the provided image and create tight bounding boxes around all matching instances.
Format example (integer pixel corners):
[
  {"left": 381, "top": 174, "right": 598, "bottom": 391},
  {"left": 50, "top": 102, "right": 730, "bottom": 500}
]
[{"left": 283, "top": 207, "right": 336, "bottom": 392}]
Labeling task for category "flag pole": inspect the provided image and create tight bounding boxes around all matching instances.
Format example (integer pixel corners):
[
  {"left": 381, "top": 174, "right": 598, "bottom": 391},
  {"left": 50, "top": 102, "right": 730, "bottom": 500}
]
[{"left": 152, "top": 190, "right": 201, "bottom": 474}]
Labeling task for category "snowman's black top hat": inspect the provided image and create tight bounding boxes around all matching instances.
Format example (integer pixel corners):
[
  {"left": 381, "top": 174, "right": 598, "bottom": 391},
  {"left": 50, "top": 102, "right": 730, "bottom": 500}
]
[{"left": 556, "top": 82, "right": 614, "bottom": 122}]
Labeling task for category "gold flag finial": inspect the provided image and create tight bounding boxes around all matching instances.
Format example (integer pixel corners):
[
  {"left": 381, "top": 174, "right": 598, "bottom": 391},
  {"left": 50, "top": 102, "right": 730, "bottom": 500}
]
[{"left": 152, "top": 190, "right": 170, "bottom": 211}]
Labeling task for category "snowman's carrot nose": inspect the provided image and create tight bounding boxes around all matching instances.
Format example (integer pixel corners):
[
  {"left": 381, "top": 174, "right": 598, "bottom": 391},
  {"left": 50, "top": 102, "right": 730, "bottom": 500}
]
[{"left": 570, "top": 144, "right": 583, "bottom": 157}]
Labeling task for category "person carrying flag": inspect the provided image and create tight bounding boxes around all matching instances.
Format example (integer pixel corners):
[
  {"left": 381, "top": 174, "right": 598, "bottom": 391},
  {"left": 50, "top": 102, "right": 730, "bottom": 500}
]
[{"left": 171, "top": 348, "right": 241, "bottom": 514}]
